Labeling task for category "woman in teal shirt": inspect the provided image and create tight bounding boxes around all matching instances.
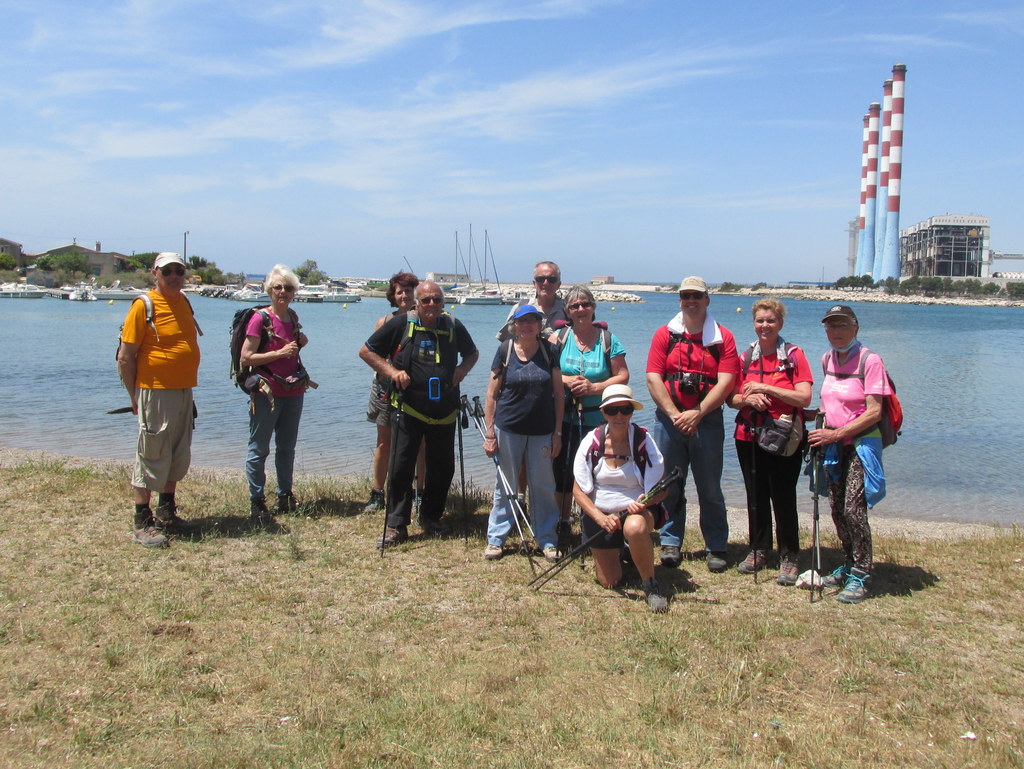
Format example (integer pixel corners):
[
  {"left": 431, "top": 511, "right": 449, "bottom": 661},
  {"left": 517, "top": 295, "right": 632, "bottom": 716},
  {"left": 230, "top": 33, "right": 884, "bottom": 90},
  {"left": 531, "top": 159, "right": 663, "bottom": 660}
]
[{"left": 552, "top": 285, "right": 629, "bottom": 524}]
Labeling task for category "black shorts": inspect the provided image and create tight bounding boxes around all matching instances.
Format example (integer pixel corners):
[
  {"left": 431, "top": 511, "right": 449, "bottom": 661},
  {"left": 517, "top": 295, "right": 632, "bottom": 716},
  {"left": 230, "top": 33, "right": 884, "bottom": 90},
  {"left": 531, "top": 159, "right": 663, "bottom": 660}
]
[{"left": 581, "top": 511, "right": 625, "bottom": 550}]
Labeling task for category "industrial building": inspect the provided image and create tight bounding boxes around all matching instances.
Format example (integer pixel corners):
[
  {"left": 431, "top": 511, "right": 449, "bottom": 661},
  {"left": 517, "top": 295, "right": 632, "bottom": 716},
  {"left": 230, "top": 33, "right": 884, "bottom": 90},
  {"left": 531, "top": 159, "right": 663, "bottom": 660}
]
[{"left": 899, "top": 215, "right": 990, "bottom": 278}]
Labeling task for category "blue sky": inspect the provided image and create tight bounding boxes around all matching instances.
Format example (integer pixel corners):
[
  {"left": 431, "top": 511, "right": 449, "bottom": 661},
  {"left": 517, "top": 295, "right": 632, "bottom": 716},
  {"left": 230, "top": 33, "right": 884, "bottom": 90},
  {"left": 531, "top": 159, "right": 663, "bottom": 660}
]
[{"left": 2, "top": 0, "right": 1022, "bottom": 284}]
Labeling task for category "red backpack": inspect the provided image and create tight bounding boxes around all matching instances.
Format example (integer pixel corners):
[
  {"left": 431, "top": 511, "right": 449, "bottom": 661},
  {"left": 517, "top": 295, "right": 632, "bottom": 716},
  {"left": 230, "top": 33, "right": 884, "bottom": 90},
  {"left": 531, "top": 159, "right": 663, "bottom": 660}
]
[{"left": 823, "top": 348, "right": 903, "bottom": 447}]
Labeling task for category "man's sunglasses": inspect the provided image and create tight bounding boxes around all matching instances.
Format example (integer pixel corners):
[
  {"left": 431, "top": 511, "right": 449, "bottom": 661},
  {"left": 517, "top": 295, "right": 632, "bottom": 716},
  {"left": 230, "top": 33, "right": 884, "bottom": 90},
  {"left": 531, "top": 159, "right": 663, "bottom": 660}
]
[
  {"left": 602, "top": 404, "right": 634, "bottom": 416},
  {"left": 568, "top": 301, "right": 593, "bottom": 311},
  {"left": 534, "top": 275, "right": 559, "bottom": 284},
  {"left": 161, "top": 266, "right": 186, "bottom": 276},
  {"left": 679, "top": 291, "right": 705, "bottom": 300},
  {"left": 419, "top": 296, "right": 444, "bottom": 304}
]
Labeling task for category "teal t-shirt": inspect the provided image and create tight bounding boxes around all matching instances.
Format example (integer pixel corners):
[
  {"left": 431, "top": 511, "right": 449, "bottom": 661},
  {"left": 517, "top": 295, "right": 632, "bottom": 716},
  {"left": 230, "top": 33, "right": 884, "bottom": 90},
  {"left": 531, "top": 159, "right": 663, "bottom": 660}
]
[{"left": 557, "top": 330, "right": 626, "bottom": 428}]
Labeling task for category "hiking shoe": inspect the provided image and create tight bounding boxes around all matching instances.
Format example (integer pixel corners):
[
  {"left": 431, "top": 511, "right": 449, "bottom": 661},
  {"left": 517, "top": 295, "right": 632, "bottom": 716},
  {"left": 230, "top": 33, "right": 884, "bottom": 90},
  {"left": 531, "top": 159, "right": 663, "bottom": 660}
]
[
  {"left": 153, "top": 505, "right": 201, "bottom": 535},
  {"left": 250, "top": 497, "right": 277, "bottom": 528},
  {"left": 777, "top": 554, "right": 800, "bottom": 586},
  {"left": 542, "top": 546, "right": 560, "bottom": 563},
  {"left": 642, "top": 579, "right": 669, "bottom": 613},
  {"left": 822, "top": 564, "right": 851, "bottom": 588},
  {"left": 837, "top": 567, "right": 871, "bottom": 604},
  {"left": 363, "top": 489, "right": 385, "bottom": 514},
  {"left": 378, "top": 526, "right": 408, "bottom": 549},
  {"left": 132, "top": 520, "right": 168, "bottom": 549},
  {"left": 706, "top": 551, "right": 728, "bottom": 573},
  {"left": 277, "top": 492, "right": 297, "bottom": 515},
  {"left": 418, "top": 517, "right": 450, "bottom": 537},
  {"left": 660, "top": 545, "right": 682, "bottom": 568},
  {"left": 737, "top": 549, "right": 769, "bottom": 574},
  {"left": 483, "top": 544, "right": 504, "bottom": 561}
]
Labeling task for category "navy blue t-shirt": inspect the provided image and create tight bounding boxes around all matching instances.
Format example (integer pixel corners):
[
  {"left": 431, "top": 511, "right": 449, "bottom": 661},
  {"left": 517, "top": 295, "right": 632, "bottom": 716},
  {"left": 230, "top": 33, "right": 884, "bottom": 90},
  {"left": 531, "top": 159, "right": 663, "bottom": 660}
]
[{"left": 492, "top": 341, "right": 557, "bottom": 436}]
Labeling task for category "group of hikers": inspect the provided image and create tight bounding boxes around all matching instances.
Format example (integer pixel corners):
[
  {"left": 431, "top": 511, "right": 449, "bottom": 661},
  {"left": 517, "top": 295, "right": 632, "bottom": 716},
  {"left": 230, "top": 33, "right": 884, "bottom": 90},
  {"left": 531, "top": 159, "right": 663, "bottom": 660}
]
[{"left": 118, "top": 255, "right": 894, "bottom": 613}]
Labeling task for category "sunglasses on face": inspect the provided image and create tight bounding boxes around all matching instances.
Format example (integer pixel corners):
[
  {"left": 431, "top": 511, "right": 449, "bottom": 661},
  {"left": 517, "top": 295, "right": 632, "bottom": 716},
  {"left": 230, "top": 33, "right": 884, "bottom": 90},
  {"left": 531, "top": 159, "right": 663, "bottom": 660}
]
[
  {"left": 271, "top": 284, "right": 295, "bottom": 292},
  {"left": 160, "top": 266, "right": 186, "bottom": 276},
  {"left": 534, "top": 275, "right": 559, "bottom": 284},
  {"left": 419, "top": 296, "right": 444, "bottom": 305},
  {"left": 679, "top": 291, "right": 705, "bottom": 300},
  {"left": 568, "top": 301, "right": 593, "bottom": 311},
  {"left": 602, "top": 404, "right": 634, "bottom": 416}
]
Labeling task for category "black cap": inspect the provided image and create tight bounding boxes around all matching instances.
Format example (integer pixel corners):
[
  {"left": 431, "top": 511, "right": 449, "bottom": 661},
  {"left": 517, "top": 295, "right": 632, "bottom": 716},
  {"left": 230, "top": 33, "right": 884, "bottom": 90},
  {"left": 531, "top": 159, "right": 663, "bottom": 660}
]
[{"left": 821, "top": 304, "right": 858, "bottom": 323}]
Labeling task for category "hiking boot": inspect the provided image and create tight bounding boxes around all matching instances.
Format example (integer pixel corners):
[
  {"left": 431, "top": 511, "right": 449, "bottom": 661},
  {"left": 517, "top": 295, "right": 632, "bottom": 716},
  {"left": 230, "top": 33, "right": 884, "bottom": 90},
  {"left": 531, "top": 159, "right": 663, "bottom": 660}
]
[
  {"left": 132, "top": 511, "right": 168, "bottom": 548},
  {"left": 542, "top": 546, "right": 560, "bottom": 563},
  {"left": 777, "top": 554, "right": 800, "bottom": 586},
  {"left": 418, "top": 516, "right": 450, "bottom": 537},
  {"left": 363, "top": 489, "right": 385, "bottom": 514},
  {"left": 822, "top": 564, "right": 851, "bottom": 588},
  {"left": 153, "top": 504, "right": 201, "bottom": 536},
  {"left": 250, "top": 497, "right": 277, "bottom": 528},
  {"left": 277, "top": 491, "right": 297, "bottom": 515},
  {"left": 642, "top": 579, "right": 669, "bottom": 613},
  {"left": 660, "top": 545, "right": 682, "bottom": 568},
  {"left": 737, "top": 549, "right": 769, "bottom": 575},
  {"left": 378, "top": 525, "right": 408, "bottom": 549},
  {"left": 837, "top": 567, "right": 871, "bottom": 604},
  {"left": 706, "top": 551, "right": 728, "bottom": 573},
  {"left": 483, "top": 544, "right": 504, "bottom": 561}
]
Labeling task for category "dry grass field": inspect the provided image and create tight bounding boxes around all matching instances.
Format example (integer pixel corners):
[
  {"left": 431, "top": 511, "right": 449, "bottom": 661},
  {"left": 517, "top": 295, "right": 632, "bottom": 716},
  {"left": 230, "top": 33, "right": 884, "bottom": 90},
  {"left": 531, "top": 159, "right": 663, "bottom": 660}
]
[{"left": 0, "top": 453, "right": 1021, "bottom": 768}]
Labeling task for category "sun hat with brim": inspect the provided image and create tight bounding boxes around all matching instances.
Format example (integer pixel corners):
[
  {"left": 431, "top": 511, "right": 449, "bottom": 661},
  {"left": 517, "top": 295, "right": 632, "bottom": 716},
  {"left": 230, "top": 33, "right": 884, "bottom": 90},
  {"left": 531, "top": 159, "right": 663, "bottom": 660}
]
[
  {"left": 678, "top": 276, "right": 708, "bottom": 294},
  {"left": 512, "top": 304, "right": 543, "bottom": 321},
  {"left": 154, "top": 252, "right": 186, "bottom": 269},
  {"left": 600, "top": 384, "right": 644, "bottom": 411},
  {"left": 821, "top": 304, "right": 858, "bottom": 323}
]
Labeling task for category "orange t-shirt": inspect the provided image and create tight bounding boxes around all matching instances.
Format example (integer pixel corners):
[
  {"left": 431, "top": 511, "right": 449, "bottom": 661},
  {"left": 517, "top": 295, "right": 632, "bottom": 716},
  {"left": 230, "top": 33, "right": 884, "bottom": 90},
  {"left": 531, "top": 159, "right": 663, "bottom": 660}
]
[{"left": 120, "top": 291, "right": 200, "bottom": 389}]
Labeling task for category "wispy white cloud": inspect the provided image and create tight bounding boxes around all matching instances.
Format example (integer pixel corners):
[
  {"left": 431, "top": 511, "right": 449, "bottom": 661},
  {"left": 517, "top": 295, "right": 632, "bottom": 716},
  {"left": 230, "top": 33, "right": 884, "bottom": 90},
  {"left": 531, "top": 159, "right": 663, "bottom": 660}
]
[{"left": 271, "top": 0, "right": 623, "bottom": 68}]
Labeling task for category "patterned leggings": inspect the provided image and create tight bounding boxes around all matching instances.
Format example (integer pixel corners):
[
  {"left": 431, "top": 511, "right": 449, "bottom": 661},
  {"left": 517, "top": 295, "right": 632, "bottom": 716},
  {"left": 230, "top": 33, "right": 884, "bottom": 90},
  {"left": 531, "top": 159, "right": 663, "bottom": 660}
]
[{"left": 827, "top": 446, "right": 873, "bottom": 572}]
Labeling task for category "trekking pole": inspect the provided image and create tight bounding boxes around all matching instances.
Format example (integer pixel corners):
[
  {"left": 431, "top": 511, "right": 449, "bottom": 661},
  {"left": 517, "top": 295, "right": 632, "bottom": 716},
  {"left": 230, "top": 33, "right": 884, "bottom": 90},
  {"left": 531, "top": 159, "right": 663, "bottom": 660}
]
[
  {"left": 750, "top": 419, "right": 760, "bottom": 584},
  {"left": 557, "top": 394, "right": 579, "bottom": 556},
  {"left": 458, "top": 395, "right": 470, "bottom": 543},
  {"left": 530, "top": 467, "right": 682, "bottom": 590},
  {"left": 810, "top": 411, "right": 825, "bottom": 603},
  {"left": 469, "top": 396, "right": 538, "bottom": 569},
  {"left": 380, "top": 404, "right": 402, "bottom": 557}
]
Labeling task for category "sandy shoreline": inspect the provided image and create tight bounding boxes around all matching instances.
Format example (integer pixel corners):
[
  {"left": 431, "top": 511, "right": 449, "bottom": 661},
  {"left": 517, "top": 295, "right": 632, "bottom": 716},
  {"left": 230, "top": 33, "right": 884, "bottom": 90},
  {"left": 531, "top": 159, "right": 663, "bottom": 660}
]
[{"left": 2, "top": 446, "right": 1006, "bottom": 542}]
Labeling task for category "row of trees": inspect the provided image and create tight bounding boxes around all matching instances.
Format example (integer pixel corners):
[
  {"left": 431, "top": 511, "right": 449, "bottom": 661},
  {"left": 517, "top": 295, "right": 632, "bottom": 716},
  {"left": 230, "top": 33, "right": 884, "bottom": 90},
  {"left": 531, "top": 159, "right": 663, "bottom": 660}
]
[{"left": 714, "top": 275, "right": 1019, "bottom": 300}]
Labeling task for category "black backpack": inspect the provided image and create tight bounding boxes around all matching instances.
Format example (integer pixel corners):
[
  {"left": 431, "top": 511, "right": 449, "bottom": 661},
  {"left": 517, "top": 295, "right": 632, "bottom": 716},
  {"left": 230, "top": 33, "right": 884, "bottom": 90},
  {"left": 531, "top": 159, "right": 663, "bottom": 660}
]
[{"left": 229, "top": 305, "right": 297, "bottom": 393}]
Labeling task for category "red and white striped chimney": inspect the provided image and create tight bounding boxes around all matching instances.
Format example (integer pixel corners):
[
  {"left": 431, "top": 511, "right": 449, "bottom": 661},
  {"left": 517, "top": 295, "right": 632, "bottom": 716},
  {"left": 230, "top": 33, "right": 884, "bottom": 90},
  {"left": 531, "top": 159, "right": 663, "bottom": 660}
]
[
  {"left": 873, "top": 78, "right": 893, "bottom": 268},
  {"left": 854, "top": 112, "right": 871, "bottom": 275},
  {"left": 879, "top": 63, "right": 907, "bottom": 280},
  {"left": 861, "top": 101, "right": 881, "bottom": 277}
]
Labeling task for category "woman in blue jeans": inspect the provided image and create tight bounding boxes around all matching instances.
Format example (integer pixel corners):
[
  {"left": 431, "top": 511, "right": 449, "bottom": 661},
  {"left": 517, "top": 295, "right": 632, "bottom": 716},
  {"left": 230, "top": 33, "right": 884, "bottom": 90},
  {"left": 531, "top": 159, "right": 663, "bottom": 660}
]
[
  {"left": 240, "top": 264, "right": 310, "bottom": 526},
  {"left": 482, "top": 305, "right": 564, "bottom": 562}
]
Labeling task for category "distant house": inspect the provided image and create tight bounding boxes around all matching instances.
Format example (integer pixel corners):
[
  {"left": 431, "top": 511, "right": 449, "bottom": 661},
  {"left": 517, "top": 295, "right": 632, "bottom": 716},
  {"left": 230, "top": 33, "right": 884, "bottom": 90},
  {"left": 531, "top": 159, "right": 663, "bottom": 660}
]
[
  {"left": 33, "top": 242, "right": 133, "bottom": 276},
  {"left": 0, "top": 237, "right": 25, "bottom": 268},
  {"left": 591, "top": 275, "right": 614, "bottom": 285}
]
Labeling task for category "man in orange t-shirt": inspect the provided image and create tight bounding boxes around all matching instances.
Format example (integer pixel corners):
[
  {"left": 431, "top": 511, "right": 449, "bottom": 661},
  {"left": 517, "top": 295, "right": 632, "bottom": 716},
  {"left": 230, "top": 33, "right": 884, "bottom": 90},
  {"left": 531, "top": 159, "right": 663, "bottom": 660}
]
[{"left": 117, "top": 252, "right": 202, "bottom": 548}]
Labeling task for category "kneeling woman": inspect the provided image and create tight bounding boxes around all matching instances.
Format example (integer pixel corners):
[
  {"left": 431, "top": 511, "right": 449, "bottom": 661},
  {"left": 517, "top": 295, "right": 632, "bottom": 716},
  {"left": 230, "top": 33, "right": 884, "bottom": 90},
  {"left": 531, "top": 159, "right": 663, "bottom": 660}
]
[{"left": 572, "top": 385, "right": 670, "bottom": 613}]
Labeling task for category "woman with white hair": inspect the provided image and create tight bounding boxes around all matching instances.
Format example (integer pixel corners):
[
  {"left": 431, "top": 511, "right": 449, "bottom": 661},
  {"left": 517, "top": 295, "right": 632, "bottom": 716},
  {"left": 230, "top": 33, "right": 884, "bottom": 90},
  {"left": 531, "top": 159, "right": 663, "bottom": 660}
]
[{"left": 240, "top": 264, "right": 310, "bottom": 526}]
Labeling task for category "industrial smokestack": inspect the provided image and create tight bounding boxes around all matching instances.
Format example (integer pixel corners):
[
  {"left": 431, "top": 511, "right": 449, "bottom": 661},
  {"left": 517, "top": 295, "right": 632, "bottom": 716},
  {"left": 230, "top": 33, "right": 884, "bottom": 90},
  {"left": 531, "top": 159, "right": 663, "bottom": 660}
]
[
  {"left": 879, "top": 63, "right": 906, "bottom": 281},
  {"left": 854, "top": 112, "right": 871, "bottom": 276},
  {"left": 872, "top": 78, "right": 893, "bottom": 274},
  {"left": 861, "top": 102, "right": 881, "bottom": 278}
]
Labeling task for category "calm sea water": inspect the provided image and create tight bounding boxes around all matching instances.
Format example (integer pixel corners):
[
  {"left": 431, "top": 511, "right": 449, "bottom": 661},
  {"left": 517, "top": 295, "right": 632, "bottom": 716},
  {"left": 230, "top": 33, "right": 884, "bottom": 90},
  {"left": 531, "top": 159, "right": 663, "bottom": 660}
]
[{"left": 2, "top": 292, "right": 1021, "bottom": 525}]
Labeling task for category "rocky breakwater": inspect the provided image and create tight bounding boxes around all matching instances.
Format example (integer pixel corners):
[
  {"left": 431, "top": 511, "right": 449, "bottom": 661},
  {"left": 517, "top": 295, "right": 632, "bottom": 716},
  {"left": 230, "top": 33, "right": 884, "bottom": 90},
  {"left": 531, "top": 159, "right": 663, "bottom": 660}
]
[{"left": 499, "top": 283, "right": 644, "bottom": 303}]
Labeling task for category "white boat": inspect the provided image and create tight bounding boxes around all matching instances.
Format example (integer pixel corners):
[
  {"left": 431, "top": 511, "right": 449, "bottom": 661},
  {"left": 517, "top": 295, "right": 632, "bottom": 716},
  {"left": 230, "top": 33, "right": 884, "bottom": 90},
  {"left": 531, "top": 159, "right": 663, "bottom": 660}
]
[
  {"left": 228, "top": 287, "right": 269, "bottom": 302},
  {"left": 320, "top": 288, "right": 362, "bottom": 303},
  {"left": 452, "top": 226, "right": 506, "bottom": 305},
  {"left": 63, "top": 282, "right": 97, "bottom": 301},
  {"left": 92, "top": 280, "right": 145, "bottom": 301},
  {"left": 294, "top": 284, "right": 362, "bottom": 303},
  {"left": 0, "top": 282, "right": 46, "bottom": 298}
]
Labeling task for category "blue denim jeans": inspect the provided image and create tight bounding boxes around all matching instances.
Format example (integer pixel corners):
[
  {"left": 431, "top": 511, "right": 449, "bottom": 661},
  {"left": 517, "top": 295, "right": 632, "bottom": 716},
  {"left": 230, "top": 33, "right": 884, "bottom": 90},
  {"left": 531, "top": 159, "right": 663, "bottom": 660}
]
[
  {"left": 486, "top": 428, "right": 558, "bottom": 549},
  {"left": 652, "top": 406, "right": 729, "bottom": 551},
  {"left": 246, "top": 393, "right": 304, "bottom": 500}
]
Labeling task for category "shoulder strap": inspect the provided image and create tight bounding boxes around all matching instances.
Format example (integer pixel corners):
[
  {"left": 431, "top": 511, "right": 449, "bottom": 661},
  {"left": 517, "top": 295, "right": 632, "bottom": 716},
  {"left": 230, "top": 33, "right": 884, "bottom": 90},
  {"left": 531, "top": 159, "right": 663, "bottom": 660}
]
[
  {"left": 632, "top": 423, "right": 649, "bottom": 478},
  {"left": 589, "top": 424, "right": 607, "bottom": 471}
]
